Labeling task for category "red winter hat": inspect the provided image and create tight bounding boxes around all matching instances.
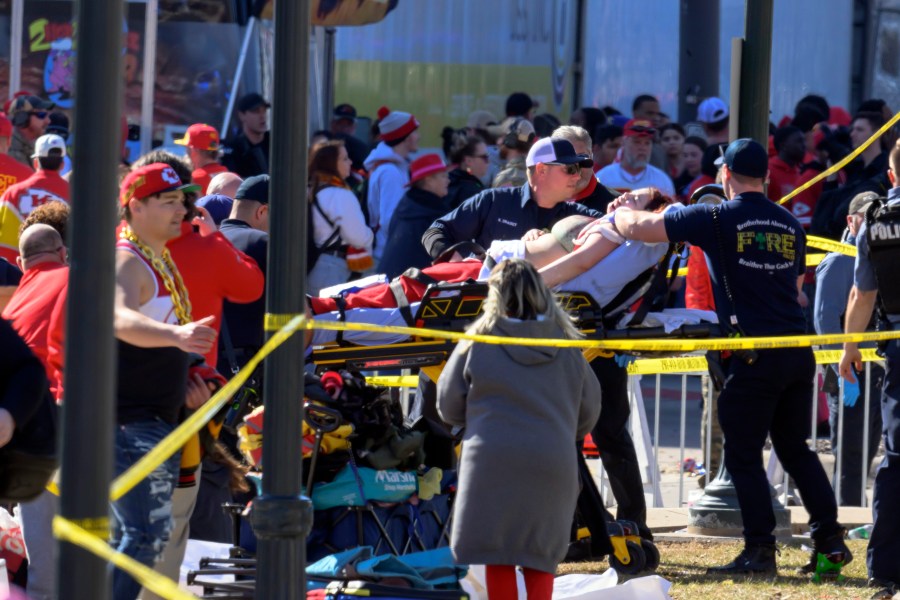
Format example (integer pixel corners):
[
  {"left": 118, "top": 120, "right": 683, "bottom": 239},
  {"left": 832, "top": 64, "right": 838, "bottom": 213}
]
[
  {"left": 408, "top": 153, "right": 449, "bottom": 186},
  {"left": 119, "top": 163, "right": 200, "bottom": 206},
  {"left": 377, "top": 106, "right": 419, "bottom": 142}
]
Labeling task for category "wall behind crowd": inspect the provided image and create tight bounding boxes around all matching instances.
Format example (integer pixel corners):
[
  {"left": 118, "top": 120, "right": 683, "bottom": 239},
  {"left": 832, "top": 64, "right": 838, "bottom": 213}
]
[{"left": 581, "top": 0, "right": 852, "bottom": 122}]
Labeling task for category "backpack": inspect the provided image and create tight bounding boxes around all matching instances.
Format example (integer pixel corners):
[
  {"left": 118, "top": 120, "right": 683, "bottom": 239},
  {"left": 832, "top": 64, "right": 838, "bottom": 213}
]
[{"left": 307, "top": 186, "right": 342, "bottom": 274}]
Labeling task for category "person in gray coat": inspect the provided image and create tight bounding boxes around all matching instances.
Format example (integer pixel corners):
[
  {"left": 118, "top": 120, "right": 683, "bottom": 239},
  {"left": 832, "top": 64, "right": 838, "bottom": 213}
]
[{"left": 437, "top": 258, "right": 601, "bottom": 599}]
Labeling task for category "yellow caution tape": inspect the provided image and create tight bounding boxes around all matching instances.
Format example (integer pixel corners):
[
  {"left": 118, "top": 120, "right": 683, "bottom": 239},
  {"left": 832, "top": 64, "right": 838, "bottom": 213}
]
[
  {"left": 807, "top": 253, "right": 826, "bottom": 267},
  {"left": 366, "top": 375, "right": 419, "bottom": 388},
  {"left": 778, "top": 109, "right": 900, "bottom": 206},
  {"left": 807, "top": 236, "right": 857, "bottom": 257},
  {"left": 291, "top": 315, "right": 900, "bottom": 352},
  {"left": 110, "top": 314, "right": 307, "bottom": 501},
  {"left": 53, "top": 516, "right": 196, "bottom": 600}
]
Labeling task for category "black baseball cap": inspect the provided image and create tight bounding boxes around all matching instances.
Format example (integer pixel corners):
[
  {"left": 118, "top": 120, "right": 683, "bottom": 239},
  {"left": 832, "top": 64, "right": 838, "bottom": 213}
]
[
  {"left": 525, "top": 137, "right": 591, "bottom": 167},
  {"left": 237, "top": 92, "right": 270, "bottom": 113},
  {"left": 714, "top": 138, "right": 768, "bottom": 179},
  {"left": 235, "top": 174, "right": 269, "bottom": 204},
  {"left": 333, "top": 103, "right": 357, "bottom": 122},
  {"left": 505, "top": 92, "right": 537, "bottom": 117}
]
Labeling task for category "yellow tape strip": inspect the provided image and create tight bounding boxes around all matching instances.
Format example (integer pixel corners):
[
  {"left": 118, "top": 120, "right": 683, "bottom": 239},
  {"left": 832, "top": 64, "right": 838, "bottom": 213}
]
[
  {"left": 109, "top": 315, "right": 307, "bottom": 501},
  {"left": 807, "top": 236, "right": 857, "bottom": 257},
  {"left": 53, "top": 516, "right": 196, "bottom": 600},
  {"left": 778, "top": 109, "right": 900, "bottom": 206},
  {"left": 296, "top": 315, "right": 900, "bottom": 352},
  {"left": 366, "top": 375, "right": 420, "bottom": 388}
]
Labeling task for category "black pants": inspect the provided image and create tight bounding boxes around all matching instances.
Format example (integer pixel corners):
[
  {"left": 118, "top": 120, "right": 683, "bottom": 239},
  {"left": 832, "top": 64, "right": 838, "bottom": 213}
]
[
  {"left": 588, "top": 355, "right": 649, "bottom": 537},
  {"left": 869, "top": 339, "right": 900, "bottom": 585},
  {"left": 718, "top": 347, "right": 840, "bottom": 546}
]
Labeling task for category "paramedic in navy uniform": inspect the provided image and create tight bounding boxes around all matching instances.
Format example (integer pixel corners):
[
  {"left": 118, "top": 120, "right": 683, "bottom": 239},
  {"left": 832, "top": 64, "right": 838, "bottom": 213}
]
[
  {"left": 612, "top": 138, "right": 850, "bottom": 575},
  {"left": 839, "top": 144, "right": 900, "bottom": 598}
]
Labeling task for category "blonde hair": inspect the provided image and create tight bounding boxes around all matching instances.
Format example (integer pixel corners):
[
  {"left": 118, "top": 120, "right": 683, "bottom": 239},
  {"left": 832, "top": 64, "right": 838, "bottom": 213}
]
[{"left": 465, "top": 259, "right": 582, "bottom": 344}]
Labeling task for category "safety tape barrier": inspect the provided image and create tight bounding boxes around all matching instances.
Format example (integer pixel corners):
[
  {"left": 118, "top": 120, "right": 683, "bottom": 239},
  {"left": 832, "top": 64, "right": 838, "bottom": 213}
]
[
  {"left": 53, "top": 516, "right": 196, "bottom": 600},
  {"left": 368, "top": 348, "right": 884, "bottom": 382},
  {"left": 267, "top": 313, "right": 900, "bottom": 352},
  {"left": 778, "top": 109, "right": 900, "bottom": 207},
  {"left": 807, "top": 236, "right": 857, "bottom": 257}
]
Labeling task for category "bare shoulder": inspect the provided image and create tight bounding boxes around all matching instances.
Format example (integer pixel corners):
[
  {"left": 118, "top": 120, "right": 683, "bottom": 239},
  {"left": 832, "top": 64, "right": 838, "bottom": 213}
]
[{"left": 115, "top": 248, "right": 153, "bottom": 307}]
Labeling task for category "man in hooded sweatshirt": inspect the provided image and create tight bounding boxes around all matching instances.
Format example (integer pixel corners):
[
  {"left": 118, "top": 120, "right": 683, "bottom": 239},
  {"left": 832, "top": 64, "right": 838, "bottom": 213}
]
[{"left": 364, "top": 106, "right": 420, "bottom": 265}]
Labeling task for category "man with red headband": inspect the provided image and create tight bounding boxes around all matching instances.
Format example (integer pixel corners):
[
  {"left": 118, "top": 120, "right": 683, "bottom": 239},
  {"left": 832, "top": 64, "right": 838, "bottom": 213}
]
[{"left": 112, "top": 162, "right": 217, "bottom": 600}]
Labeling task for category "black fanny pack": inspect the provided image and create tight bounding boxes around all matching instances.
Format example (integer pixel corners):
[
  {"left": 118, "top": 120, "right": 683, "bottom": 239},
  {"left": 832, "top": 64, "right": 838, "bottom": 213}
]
[{"left": 0, "top": 448, "right": 57, "bottom": 502}]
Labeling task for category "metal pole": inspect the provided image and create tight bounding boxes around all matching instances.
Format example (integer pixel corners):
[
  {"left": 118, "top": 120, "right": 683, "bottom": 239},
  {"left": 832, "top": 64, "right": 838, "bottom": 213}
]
[
  {"left": 323, "top": 27, "right": 337, "bottom": 131},
  {"left": 250, "top": 0, "right": 312, "bottom": 598},
  {"left": 810, "top": 372, "right": 819, "bottom": 450},
  {"left": 10, "top": 0, "right": 23, "bottom": 98},
  {"left": 654, "top": 373, "right": 661, "bottom": 507},
  {"left": 737, "top": 0, "right": 773, "bottom": 145},
  {"left": 836, "top": 377, "right": 845, "bottom": 505},
  {"left": 862, "top": 361, "right": 872, "bottom": 507},
  {"left": 678, "top": 374, "right": 687, "bottom": 507},
  {"left": 221, "top": 17, "right": 257, "bottom": 137},
  {"left": 56, "top": 0, "right": 124, "bottom": 597},
  {"left": 678, "top": 0, "right": 720, "bottom": 122},
  {"left": 140, "top": 0, "right": 159, "bottom": 156}
]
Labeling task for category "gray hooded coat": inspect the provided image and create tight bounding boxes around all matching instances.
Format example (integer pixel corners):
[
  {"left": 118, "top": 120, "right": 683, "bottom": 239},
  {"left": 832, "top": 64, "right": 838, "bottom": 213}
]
[{"left": 436, "top": 317, "right": 602, "bottom": 573}]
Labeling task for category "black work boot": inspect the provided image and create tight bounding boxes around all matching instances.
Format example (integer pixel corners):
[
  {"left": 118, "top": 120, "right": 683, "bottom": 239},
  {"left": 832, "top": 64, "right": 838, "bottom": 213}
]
[
  {"left": 868, "top": 579, "right": 900, "bottom": 599},
  {"left": 706, "top": 543, "right": 778, "bottom": 575},
  {"left": 798, "top": 529, "right": 853, "bottom": 575}
]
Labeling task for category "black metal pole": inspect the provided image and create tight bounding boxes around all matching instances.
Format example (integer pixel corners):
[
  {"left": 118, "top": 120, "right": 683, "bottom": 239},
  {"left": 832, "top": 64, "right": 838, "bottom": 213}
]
[
  {"left": 251, "top": 0, "right": 312, "bottom": 598},
  {"left": 56, "top": 0, "right": 123, "bottom": 597},
  {"left": 737, "top": 0, "right": 773, "bottom": 144},
  {"left": 678, "top": 0, "right": 720, "bottom": 122}
]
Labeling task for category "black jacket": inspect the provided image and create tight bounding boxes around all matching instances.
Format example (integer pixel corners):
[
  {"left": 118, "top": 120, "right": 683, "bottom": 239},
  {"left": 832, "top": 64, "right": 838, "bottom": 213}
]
[
  {"left": 0, "top": 319, "right": 56, "bottom": 456},
  {"left": 218, "top": 219, "right": 268, "bottom": 369},
  {"left": 221, "top": 131, "right": 271, "bottom": 178},
  {"left": 811, "top": 152, "right": 889, "bottom": 240},
  {"left": 445, "top": 168, "right": 484, "bottom": 211},
  {"left": 379, "top": 188, "right": 453, "bottom": 278},
  {"left": 421, "top": 183, "right": 601, "bottom": 259}
]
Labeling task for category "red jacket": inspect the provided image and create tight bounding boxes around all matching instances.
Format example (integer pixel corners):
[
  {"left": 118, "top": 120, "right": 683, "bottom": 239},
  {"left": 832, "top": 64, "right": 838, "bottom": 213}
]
[
  {"left": 0, "top": 169, "right": 69, "bottom": 262},
  {"left": 167, "top": 222, "right": 265, "bottom": 367},
  {"left": 767, "top": 155, "right": 799, "bottom": 204},
  {"left": 192, "top": 163, "right": 229, "bottom": 195},
  {"left": 685, "top": 246, "right": 715, "bottom": 312},
  {"left": 1, "top": 261, "right": 68, "bottom": 400}
]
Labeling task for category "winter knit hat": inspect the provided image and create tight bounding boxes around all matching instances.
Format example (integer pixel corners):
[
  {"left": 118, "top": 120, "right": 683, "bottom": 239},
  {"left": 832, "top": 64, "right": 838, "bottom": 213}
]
[{"left": 377, "top": 106, "right": 419, "bottom": 143}]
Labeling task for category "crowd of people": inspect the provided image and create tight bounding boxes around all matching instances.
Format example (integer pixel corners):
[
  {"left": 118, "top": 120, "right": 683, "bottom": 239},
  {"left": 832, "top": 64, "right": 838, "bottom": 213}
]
[{"left": 0, "top": 83, "right": 898, "bottom": 600}]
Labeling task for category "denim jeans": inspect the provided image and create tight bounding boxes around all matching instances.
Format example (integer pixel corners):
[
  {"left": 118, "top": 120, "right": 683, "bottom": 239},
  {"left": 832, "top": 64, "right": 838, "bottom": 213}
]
[{"left": 110, "top": 419, "right": 181, "bottom": 600}]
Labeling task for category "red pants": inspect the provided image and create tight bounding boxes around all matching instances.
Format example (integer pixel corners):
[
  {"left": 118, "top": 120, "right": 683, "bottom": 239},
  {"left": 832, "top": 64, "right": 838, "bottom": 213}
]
[{"left": 485, "top": 565, "right": 554, "bottom": 600}]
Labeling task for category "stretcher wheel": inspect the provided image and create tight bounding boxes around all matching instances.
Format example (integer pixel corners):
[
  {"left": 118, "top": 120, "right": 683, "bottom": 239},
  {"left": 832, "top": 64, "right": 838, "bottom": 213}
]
[
  {"left": 609, "top": 540, "right": 646, "bottom": 574},
  {"left": 641, "top": 538, "right": 660, "bottom": 571}
]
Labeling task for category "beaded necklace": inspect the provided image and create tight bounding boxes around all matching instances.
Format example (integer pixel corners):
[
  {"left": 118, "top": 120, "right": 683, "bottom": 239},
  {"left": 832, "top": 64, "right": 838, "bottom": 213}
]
[{"left": 119, "top": 227, "right": 193, "bottom": 325}]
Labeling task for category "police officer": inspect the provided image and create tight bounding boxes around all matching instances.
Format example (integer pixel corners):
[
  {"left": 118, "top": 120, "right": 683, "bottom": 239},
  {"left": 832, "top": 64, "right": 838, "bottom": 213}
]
[
  {"left": 839, "top": 144, "right": 900, "bottom": 598},
  {"left": 420, "top": 137, "right": 600, "bottom": 260},
  {"left": 612, "top": 138, "right": 850, "bottom": 574}
]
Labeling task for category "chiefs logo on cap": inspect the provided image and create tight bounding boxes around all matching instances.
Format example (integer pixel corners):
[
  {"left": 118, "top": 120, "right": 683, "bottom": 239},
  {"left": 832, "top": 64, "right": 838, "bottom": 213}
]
[{"left": 119, "top": 163, "right": 200, "bottom": 206}]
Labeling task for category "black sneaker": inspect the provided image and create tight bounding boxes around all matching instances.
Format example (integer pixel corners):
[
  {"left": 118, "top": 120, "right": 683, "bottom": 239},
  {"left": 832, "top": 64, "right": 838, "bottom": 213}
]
[
  {"left": 706, "top": 544, "right": 778, "bottom": 575},
  {"left": 798, "top": 530, "right": 853, "bottom": 574},
  {"left": 868, "top": 579, "right": 899, "bottom": 599}
]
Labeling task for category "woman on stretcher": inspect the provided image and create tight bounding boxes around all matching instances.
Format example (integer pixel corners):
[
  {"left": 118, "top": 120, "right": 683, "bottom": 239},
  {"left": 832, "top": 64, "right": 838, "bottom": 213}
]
[{"left": 308, "top": 188, "right": 707, "bottom": 346}]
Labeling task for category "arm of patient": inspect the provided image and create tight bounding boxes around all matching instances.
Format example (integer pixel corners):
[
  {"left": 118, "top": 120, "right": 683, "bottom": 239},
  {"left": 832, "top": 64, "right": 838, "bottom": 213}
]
[{"left": 538, "top": 225, "right": 621, "bottom": 288}]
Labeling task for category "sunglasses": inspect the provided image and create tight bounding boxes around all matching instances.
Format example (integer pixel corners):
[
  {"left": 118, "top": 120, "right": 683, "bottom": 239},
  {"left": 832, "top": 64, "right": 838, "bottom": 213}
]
[
  {"left": 30, "top": 111, "right": 48, "bottom": 119},
  {"left": 547, "top": 160, "right": 594, "bottom": 175}
]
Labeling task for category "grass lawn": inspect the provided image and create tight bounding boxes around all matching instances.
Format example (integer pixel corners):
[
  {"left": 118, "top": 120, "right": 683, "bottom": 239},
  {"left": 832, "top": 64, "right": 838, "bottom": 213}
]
[{"left": 559, "top": 539, "right": 876, "bottom": 599}]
